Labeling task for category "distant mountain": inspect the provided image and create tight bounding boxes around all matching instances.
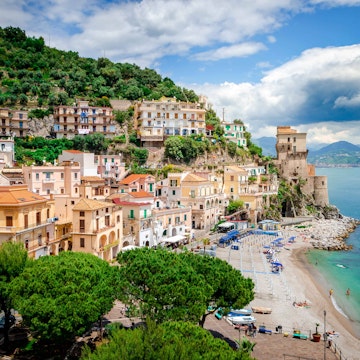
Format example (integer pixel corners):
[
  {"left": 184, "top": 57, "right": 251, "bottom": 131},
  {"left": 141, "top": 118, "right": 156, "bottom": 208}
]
[
  {"left": 252, "top": 137, "right": 276, "bottom": 156},
  {"left": 308, "top": 141, "right": 360, "bottom": 167}
]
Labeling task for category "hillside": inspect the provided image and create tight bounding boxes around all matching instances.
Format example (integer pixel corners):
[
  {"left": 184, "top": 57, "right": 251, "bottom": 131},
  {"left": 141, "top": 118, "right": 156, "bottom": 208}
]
[{"left": 0, "top": 26, "right": 198, "bottom": 108}]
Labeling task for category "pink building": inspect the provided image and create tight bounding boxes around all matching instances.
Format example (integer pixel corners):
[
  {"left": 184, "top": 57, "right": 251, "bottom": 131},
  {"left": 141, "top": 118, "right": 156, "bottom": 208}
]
[{"left": 22, "top": 161, "right": 81, "bottom": 198}]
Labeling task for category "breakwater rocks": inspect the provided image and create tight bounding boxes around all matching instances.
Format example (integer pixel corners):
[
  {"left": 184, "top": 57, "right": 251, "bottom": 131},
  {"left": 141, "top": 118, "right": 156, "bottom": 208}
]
[{"left": 296, "top": 217, "right": 359, "bottom": 251}]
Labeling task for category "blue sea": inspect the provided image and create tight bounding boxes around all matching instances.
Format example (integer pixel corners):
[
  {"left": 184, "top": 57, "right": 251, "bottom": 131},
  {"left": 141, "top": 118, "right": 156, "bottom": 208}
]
[{"left": 307, "top": 167, "right": 360, "bottom": 337}]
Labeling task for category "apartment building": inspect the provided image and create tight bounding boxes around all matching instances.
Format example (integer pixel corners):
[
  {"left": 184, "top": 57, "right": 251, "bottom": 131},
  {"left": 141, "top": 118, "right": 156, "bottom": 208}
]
[
  {"left": 113, "top": 199, "right": 153, "bottom": 247},
  {"left": 223, "top": 165, "right": 249, "bottom": 201},
  {"left": 58, "top": 150, "right": 97, "bottom": 177},
  {"left": 22, "top": 161, "right": 81, "bottom": 198},
  {"left": 167, "top": 172, "right": 224, "bottom": 231},
  {"left": 0, "top": 108, "right": 29, "bottom": 137},
  {"left": 0, "top": 137, "right": 15, "bottom": 169},
  {"left": 79, "top": 176, "right": 111, "bottom": 201},
  {"left": 52, "top": 100, "right": 115, "bottom": 139},
  {"left": 72, "top": 198, "right": 123, "bottom": 261},
  {"left": 95, "top": 154, "right": 126, "bottom": 183},
  {"left": 0, "top": 185, "right": 56, "bottom": 258},
  {"left": 222, "top": 122, "right": 247, "bottom": 147},
  {"left": 134, "top": 97, "right": 206, "bottom": 148},
  {"left": 119, "top": 174, "right": 156, "bottom": 194}
]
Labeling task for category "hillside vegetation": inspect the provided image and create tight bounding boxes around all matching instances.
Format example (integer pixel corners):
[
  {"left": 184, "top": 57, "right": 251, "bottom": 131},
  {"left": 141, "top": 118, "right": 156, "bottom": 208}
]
[{"left": 0, "top": 26, "right": 198, "bottom": 108}]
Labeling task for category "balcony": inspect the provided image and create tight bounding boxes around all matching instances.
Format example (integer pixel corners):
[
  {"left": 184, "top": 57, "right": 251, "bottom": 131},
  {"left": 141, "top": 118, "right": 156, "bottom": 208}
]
[{"left": 43, "top": 178, "right": 56, "bottom": 183}]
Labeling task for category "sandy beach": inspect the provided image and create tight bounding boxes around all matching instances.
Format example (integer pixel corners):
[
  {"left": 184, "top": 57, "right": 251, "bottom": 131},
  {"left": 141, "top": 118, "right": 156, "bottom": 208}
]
[{"left": 214, "top": 219, "right": 360, "bottom": 360}]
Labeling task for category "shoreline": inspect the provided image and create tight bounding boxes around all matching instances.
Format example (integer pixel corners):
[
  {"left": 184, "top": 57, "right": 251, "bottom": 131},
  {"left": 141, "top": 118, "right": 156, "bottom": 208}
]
[{"left": 215, "top": 217, "right": 360, "bottom": 359}]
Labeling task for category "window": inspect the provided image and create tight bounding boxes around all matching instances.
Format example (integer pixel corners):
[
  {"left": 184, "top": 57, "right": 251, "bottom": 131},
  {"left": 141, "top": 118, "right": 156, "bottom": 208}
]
[
  {"left": 36, "top": 212, "right": 41, "bottom": 225},
  {"left": 117, "top": 215, "right": 120, "bottom": 222},
  {"left": 172, "top": 190, "right": 176, "bottom": 195},
  {"left": 80, "top": 238, "right": 85, "bottom": 248},
  {"left": 36, "top": 173, "right": 39, "bottom": 180},
  {"left": 24, "top": 214, "right": 28, "bottom": 228},
  {"left": 74, "top": 173, "right": 78, "bottom": 179},
  {"left": 144, "top": 209, "right": 147, "bottom": 219},
  {"left": 80, "top": 211, "right": 85, "bottom": 217},
  {"left": 168, "top": 218, "right": 171, "bottom": 224},
  {"left": 61, "top": 173, "right": 64, "bottom": 179},
  {"left": 38, "top": 235, "right": 42, "bottom": 246},
  {"left": 190, "top": 190, "right": 195, "bottom": 198},
  {"left": 129, "top": 210, "right": 134, "bottom": 219},
  {"left": 200, "top": 204, "right": 203, "bottom": 210},
  {"left": 6, "top": 216, "right": 13, "bottom": 227},
  {"left": 230, "top": 187, "right": 234, "bottom": 193},
  {"left": 105, "top": 216, "right": 110, "bottom": 226},
  {"left": 80, "top": 219, "right": 85, "bottom": 232},
  {"left": 184, "top": 214, "right": 187, "bottom": 221},
  {"left": 47, "top": 209, "right": 50, "bottom": 218},
  {"left": 230, "top": 176, "right": 234, "bottom": 181},
  {"left": 170, "top": 180, "right": 178, "bottom": 187}
]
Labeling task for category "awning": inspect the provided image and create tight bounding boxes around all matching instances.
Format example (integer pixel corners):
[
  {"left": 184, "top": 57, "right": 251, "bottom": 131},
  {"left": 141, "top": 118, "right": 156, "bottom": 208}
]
[
  {"left": 218, "top": 222, "right": 235, "bottom": 229},
  {"left": 162, "top": 235, "right": 186, "bottom": 243}
]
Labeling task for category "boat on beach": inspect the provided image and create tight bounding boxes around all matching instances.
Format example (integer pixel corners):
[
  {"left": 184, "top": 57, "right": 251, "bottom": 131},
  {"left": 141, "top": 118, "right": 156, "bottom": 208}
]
[
  {"left": 229, "top": 308, "right": 252, "bottom": 316},
  {"left": 227, "top": 315, "right": 256, "bottom": 325},
  {"left": 251, "top": 306, "right": 272, "bottom": 314}
]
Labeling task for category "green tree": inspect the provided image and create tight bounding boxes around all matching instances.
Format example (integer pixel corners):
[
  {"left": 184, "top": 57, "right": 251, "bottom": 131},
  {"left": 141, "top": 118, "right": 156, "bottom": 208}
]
[
  {"left": 116, "top": 248, "right": 210, "bottom": 323},
  {"left": 0, "top": 242, "right": 28, "bottom": 350},
  {"left": 164, "top": 136, "right": 184, "bottom": 161},
  {"left": 227, "top": 141, "right": 238, "bottom": 157},
  {"left": 116, "top": 248, "right": 254, "bottom": 326},
  {"left": 11, "top": 252, "right": 118, "bottom": 345},
  {"left": 179, "top": 252, "right": 254, "bottom": 327},
  {"left": 227, "top": 199, "right": 245, "bottom": 214},
  {"left": 81, "top": 319, "right": 254, "bottom": 360}
]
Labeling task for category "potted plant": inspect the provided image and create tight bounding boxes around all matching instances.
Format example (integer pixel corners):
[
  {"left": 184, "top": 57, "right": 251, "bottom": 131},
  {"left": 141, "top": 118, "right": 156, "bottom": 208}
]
[{"left": 312, "top": 323, "right": 321, "bottom": 342}]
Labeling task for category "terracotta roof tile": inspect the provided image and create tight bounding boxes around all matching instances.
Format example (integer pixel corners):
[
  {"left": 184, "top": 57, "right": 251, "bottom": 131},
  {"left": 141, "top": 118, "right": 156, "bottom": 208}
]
[
  {"left": 128, "top": 191, "right": 153, "bottom": 198},
  {"left": 73, "top": 198, "right": 114, "bottom": 211},
  {"left": 119, "top": 174, "right": 152, "bottom": 185},
  {"left": 0, "top": 185, "right": 46, "bottom": 205}
]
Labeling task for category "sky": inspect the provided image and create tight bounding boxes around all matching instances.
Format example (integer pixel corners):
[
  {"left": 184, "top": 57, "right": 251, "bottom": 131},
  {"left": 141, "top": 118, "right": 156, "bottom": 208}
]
[{"left": 1, "top": 0, "right": 360, "bottom": 146}]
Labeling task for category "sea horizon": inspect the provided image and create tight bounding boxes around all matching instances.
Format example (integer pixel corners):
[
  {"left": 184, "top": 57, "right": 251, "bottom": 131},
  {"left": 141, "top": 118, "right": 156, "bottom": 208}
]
[{"left": 307, "top": 167, "right": 360, "bottom": 337}]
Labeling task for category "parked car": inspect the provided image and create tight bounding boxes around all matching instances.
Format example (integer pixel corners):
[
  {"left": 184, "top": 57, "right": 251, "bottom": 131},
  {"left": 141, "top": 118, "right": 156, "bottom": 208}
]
[{"left": 0, "top": 314, "right": 16, "bottom": 329}]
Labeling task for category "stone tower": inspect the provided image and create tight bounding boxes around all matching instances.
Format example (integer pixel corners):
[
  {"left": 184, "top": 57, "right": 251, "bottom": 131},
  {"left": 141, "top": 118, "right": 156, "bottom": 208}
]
[{"left": 275, "top": 126, "right": 329, "bottom": 207}]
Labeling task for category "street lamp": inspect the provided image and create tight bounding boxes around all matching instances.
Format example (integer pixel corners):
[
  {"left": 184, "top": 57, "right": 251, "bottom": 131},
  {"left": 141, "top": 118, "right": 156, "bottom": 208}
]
[{"left": 323, "top": 310, "right": 327, "bottom": 360}]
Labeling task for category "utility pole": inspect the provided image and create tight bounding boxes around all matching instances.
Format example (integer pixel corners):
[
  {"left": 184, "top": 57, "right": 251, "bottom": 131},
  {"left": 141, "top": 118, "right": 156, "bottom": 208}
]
[{"left": 324, "top": 310, "right": 327, "bottom": 360}]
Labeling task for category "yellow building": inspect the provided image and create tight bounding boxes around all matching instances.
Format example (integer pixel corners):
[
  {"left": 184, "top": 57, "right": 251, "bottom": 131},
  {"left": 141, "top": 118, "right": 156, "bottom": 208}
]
[
  {"left": 134, "top": 97, "right": 206, "bottom": 148},
  {"left": 0, "top": 185, "right": 56, "bottom": 258},
  {"left": 168, "top": 172, "right": 223, "bottom": 231},
  {"left": 223, "top": 165, "right": 249, "bottom": 200},
  {"left": 72, "top": 198, "right": 123, "bottom": 261}
]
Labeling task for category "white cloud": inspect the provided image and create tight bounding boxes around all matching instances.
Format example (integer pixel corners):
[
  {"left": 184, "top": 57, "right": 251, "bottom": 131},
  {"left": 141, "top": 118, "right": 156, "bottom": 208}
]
[
  {"left": 190, "top": 44, "right": 360, "bottom": 145},
  {"left": 0, "top": 0, "right": 317, "bottom": 65},
  {"left": 192, "top": 42, "right": 267, "bottom": 61}
]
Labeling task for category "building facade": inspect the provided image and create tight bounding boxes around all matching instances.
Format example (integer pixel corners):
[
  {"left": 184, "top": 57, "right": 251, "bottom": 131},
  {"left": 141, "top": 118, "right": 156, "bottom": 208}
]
[
  {"left": 0, "top": 185, "right": 56, "bottom": 258},
  {"left": 71, "top": 198, "right": 123, "bottom": 261},
  {"left": 222, "top": 122, "right": 247, "bottom": 147},
  {"left": 0, "top": 108, "right": 29, "bottom": 137},
  {"left": 22, "top": 161, "right": 81, "bottom": 198},
  {"left": 275, "top": 126, "right": 329, "bottom": 208},
  {"left": 52, "top": 100, "right": 116, "bottom": 139},
  {"left": 134, "top": 97, "right": 206, "bottom": 148}
]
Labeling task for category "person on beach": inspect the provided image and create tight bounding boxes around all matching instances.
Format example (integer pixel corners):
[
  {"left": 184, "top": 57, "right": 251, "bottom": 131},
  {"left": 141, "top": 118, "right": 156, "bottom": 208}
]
[
  {"left": 346, "top": 288, "right": 350, "bottom": 296},
  {"left": 329, "top": 288, "right": 334, "bottom": 297}
]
